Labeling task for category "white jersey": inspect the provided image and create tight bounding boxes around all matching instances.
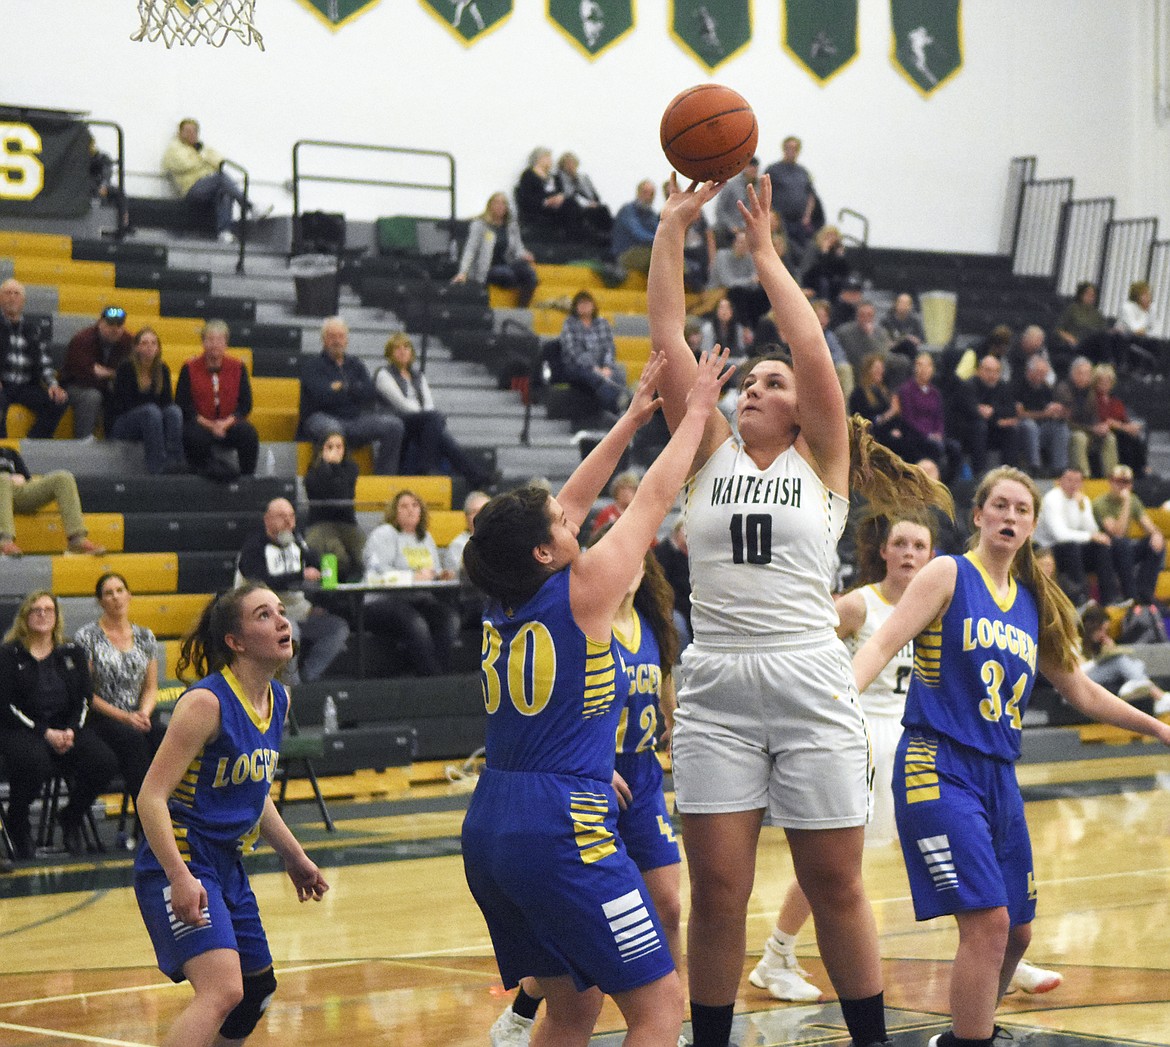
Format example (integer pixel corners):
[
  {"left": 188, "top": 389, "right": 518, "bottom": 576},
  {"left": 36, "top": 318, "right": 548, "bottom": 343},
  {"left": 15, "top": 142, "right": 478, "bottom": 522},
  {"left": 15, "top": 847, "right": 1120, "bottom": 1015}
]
[
  {"left": 844, "top": 584, "right": 914, "bottom": 717},
  {"left": 684, "top": 439, "right": 848, "bottom": 640}
]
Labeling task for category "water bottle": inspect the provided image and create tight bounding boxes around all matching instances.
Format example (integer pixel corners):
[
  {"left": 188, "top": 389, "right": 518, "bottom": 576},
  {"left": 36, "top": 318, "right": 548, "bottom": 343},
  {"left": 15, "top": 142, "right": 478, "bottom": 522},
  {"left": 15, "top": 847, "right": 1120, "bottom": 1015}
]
[
  {"left": 319, "top": 553, "right": 338, "bottom": 590},
  {"left": 322, "top": 695, "right": 339, "bottom": 734}
]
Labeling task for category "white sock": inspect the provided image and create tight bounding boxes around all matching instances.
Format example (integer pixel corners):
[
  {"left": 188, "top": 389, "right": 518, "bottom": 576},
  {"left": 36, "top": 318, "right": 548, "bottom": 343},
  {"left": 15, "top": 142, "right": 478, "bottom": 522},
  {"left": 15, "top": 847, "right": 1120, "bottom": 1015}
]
[{"left": 769, "top": 929, "right": 797, "bottom": 952}]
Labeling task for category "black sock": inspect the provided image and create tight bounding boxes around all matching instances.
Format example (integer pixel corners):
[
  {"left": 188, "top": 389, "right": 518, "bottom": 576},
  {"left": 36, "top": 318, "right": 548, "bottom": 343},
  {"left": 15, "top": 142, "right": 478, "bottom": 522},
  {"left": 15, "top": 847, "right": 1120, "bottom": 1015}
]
[
  {"left": 512, "top": 986, "right": 542, "bottom": 1021},
  {"left": 690, "top": 1001, "right": 735, "bottom": 1047},
  {"left": 840, "top": 991, "right": 887, "bottom": 1046},
  {"left": 936, "top": 1033, "right": 996, "bottom": 1047}
]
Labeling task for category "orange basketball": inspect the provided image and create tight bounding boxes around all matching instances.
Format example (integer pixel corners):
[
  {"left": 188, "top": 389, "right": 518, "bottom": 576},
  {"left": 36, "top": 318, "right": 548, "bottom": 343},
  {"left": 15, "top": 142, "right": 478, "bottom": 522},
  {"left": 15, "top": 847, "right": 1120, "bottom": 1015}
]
[{"left": 660, "top": 84, "right": 758, "bottom": 183}]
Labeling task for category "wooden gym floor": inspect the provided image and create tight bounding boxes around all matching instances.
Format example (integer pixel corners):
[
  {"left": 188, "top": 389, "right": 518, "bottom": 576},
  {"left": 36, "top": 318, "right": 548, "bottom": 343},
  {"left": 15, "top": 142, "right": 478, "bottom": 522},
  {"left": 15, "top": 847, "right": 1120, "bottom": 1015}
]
[{"left": 1, "top": 741, "right": 1168, "bottom": 1046}]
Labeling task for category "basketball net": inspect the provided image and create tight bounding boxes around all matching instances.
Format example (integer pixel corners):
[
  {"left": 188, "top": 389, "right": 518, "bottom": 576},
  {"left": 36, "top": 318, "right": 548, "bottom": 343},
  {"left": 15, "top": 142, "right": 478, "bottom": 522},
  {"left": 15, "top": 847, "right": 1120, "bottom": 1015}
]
[{"left": 131, "top": 0, "right": 264, "bottom": 50}]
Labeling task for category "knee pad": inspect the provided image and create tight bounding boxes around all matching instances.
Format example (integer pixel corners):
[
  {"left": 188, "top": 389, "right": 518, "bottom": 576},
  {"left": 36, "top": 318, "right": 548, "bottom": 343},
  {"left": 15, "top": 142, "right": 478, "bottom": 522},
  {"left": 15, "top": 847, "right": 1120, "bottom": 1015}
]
[{"left": 219, "top": 967, "right": 278, "bottom": 1040}]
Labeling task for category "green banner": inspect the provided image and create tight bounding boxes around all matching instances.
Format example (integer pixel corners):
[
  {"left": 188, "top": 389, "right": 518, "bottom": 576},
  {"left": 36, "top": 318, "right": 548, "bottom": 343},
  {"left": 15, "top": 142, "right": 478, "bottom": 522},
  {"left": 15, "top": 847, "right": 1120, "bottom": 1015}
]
[
  {"left": 294, "top": 0, "right": 382, "bottom": 31},
  {"left": 420, "top": 0, "right": 513, "bottom": 45},
  {"left": 548, "top": 0, "right": 634, "bottom": 60},
  {"left": 890, "top": 0, "right": 962, "bottom": 95},
  {"left": 782, "top": 0, "right": 858, "bottom": 84},
  {"left": 669, "top": 1, "right": 752, "bottom": 72}
]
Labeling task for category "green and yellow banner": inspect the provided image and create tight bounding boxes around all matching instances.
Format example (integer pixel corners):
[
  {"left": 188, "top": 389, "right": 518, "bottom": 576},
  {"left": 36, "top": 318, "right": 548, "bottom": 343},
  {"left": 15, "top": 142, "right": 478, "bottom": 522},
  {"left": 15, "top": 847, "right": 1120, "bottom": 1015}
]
[
  {"left": 295, "top": 0, "right": 382, "bottom": 31},
  {"left": 548, "top": 0, "right": 634, "bottom": 60},
  {"left": 669, "top": 1, "right": 752, "bottom": 72},
  {"left": 782, "top": 0, "right": 858, "bottom": 84},
  {"left": 420, "top": 0, "right": 513, "bottom": 46},
  {"left": 890, "top": 0, "right": 962, "bottom": 95}
]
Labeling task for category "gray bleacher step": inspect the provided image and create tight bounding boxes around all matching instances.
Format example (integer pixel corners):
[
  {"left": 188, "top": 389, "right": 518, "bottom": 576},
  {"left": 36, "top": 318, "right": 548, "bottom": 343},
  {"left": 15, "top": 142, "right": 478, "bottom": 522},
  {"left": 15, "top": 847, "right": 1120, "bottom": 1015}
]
[
  {"left": 19, "top": 438, "right": 148, "bottom": 477},
  {"left": 24, "top": 285, "right": 59, "bottom": 315},
  {"left": 0, "top": 557, "right": 52, "bottom": 597},
  {"left": 448, "top": 416, "right": 568, "bottom": 443},
  {"left": 58, "top": 597, "right": 102, "bottom": 638},
  {"left": 432, "top": 388, "right": 524, "bottom": 414},
  {"left": 495, "top": 444, "right": 582, "bottom": 479}
]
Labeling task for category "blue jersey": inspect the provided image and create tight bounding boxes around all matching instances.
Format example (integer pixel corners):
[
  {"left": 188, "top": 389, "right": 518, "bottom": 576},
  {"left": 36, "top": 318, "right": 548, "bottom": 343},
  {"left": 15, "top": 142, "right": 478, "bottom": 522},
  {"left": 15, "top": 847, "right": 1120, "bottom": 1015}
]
[
  {"left": 613, "top": 609, "right": 663, "bottom": 758},
  {"left": 142, "top": 667, "right": 286, "bottom": 864},
  {"left": 904, "top": 553, "right": 1039, "bottom": 763},
  {"left": 481, "top": 569, "right": 620, "bottom": 781}
]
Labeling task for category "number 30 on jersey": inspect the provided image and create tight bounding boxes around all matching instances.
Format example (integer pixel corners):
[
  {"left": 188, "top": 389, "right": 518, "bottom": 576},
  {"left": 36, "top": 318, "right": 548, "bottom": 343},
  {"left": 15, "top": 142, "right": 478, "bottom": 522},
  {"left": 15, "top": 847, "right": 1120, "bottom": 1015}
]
[{"left": 481, "top": 621, "right": 556, "bottom": 716}]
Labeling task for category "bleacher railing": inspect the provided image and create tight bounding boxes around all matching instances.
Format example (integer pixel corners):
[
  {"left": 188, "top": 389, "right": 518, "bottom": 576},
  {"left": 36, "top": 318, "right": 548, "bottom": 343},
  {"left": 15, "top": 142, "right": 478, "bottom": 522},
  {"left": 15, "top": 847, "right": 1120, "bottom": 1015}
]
[
  {"left": 1054, "top": 197, "right": 1114, "bottom": 297},
  {"left": 85, "top": 119, "right": 128, "bottom": 238},
  {"left": 1148, "top": 241, "right": 1170, "bottom": 338},
  {"left": 999, "top": 155, "right": 1035, "bottom": 257},
  {"left": 1011, "top": 177, "right": 1073, "bottom": 278},
  {"left": 1099, "top": 217, "right": 1159, "bottom": 321}
]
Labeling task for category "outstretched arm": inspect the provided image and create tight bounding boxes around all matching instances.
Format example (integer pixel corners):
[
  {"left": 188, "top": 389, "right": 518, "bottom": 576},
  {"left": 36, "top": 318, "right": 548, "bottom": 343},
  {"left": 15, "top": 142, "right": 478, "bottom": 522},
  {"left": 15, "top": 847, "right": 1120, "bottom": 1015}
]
[
  {"left": 1043, "top": 658, "right": 1170, "bottom": 744},
  {"left": 258, "top": 796, "right": 329, "bottom": 902}
]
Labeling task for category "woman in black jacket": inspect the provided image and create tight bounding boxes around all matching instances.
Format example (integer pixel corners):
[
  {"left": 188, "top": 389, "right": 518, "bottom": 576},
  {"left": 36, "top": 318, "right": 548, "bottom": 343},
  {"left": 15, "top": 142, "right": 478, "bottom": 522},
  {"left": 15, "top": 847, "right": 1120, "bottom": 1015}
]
[
  {"left": 303, "top": 430, "right": 365, "bottom": 582},
  {"left": 0, "top": 591, "right": 117, "bottom": 858}
]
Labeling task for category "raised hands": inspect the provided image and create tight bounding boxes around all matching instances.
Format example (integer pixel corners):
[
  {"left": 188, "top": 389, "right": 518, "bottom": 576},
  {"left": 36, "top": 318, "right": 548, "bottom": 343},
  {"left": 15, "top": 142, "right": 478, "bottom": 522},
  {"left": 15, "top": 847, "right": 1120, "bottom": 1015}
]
[
  {"left": 624, "top": 349, "right": 668, "bottom": 427},
  {"left": 660, "top": 173, "right": 725, "bottom": 228},
  {"left": 685, "top": 346, "right": 735, "bottom": 418},
  {"left": 737, "top": 173, "right": 775, "bottom": 256}
]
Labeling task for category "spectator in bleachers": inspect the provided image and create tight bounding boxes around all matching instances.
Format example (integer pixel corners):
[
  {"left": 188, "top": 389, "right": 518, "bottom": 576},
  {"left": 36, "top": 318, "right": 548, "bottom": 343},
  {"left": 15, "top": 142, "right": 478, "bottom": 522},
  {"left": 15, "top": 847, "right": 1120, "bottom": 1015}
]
[
  {"left": 1114, "top": 280, "right": 1165, "bottom": 374},
  {"left": 299, "top": 317, "right": 403, "bottom": 476},
  {"left": 664, "top": 178, "right": 716, "bottom": 292},
  {"left": 1006, "top": 324, "right": 1052, "bottom": 387},
  {"left": 828, "top": 273, "right": 864, "bottom": 329},
  {"left": 557, "top": 291, "right": 629, "bottom": 416},
  {"left": 363, "top": 490, "right": 460, "bottom": 676},
  {"left": 0, "top": 590, "right": 118, "bottom": 858},
  {"left": 175, "top": 320, "right": 259, "bottom": 480},
  {"left": 898, "top": 352, "right": 960, "bottom": 481},
  {"left": 73, "top": 572, "right": 166, "bottom": 817},
  {"left": 653, "top": 519, "right": 692, "bottom": 650},
  {"left": 1080, "top": 603, "right": 1170, "bottom": 714},
  {"left": 1015, "top": 355, "right": 1069, "bottom": 478},
  {"left": 443, "top": 489, "right": 490, "bottom": 629},
  {"left": 303, "top": 431, "right": 365, "bottom": 583},
  {"left": 555, "top": 152, "right": 613, "bottom": 238},
  {"left": 880, "top": 292, "right": 926, "bottom": 359},
  {"left": 161, "top": 118, "right": 257, "bottom": 244},
  {"left": 237, "top": 498, "right": 350, "bottom": 683},
  {"left": 1054, "top": 282, "right": 1110, "bottom": 365},
  {"left": 1056, "top": 356, "right": 1118, "bottom": 478},
  {"left": 835, "top": 299, "right": 898, "bottom": 388},
  {"left": 848, "top": 352, "right": 934, "bottom": 465},
  {"left": 913, "top": 457, "right": 969, "bottom": 554},
  {"left": 0, "top": 278, "right": 68, "bottom": 439},
  {"left": 1116, "top": 280, "right": 1155, "bottom": 338},
  {"left": 1034, "top": 466, "right": 1120, "bottom": 606},
  {"left": 798, "top": 225, "right": 851, "bottom": 302},
  {"left": 709, "top": 228, "right": 771, "bottom": 328},
  {"left": 514, "top": 147, "right": 589, "bottom": 243},
  {"left": 1091, "top": 464, "right": 1165, "bottom": 606},
  {"left": 713, "top": 156, "right": 760, "bottom": 245},
  {"left": 87, "top": 132, "right": 129, "bottom": 235},
  {"left": 0, "top": 444, "right": 105, "bottom": 557},
  {"left": 699, "top": 296, "right": 753, "bottom": 360},
  {"left": 374, "top": 333, "right": 496, "bottom": 489},
  {"left": 107, "top": 327, "right": 186, "bottom": 475},
  {"left": 590, "top": 469, "right": 640, "bottom": 536},
  {"left": 452, "top": 192, "right": 538, "bottom": 308},
  {"left": 59, "top": 305, "right": 132, "bottom": 440},
  {"left": 611, "top": 179, "right": 660, "bottom": 277},
  {"left": 765, "top": 135, "right": 818, "bottom": 254},
  {"left": 1092, "top": 363, "right": 1148, "bottom": 477},
  {"left": 955, "top": 354, "right": 1023, "bottom": 474}
]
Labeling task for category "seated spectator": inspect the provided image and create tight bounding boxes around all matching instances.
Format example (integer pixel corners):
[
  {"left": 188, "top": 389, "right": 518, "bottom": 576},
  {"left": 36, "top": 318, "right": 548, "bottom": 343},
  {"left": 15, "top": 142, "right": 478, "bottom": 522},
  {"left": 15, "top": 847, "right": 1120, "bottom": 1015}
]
[
  {"left": 1054, "top": 282, "right": 1110, "bottom": 365},
  {"left": 0, "top": 444, "right": 104, "bottom": 557},
  {"left": 557, "top": 291, "right": 628, "bottom": 416},
  {"left": 765, "top": 135, "right": 818, "bottom": 254},
  {"left": 828, "top": 273, "right": 864, "bottom": 329},
  {"left": 303, "top": 431, "right": 365, "bottom": 583},
  {"left": 880, "top": 292, "right": 926, "bottom": 359},
  {"left": 848, "top": 352, "right": 934, "bottom": 465},
  {"left": 0, "top": 591, "right": 118, "bottom": 858},
  {"left": 175, "top": 320, "right": 260, "bottom": 479},
  {"left": 87, "top": 132, "right": 130, "bottom": 235},
  {"left": 1093, "top": 363, "right": 1148, "bottom": 476},
  {"left": 1006, "top": 324, "right": 1053, "bottom": 386},
  {"left": 1080, "top": 603, "right": 1170, "bottom": 714},
  {"left": 898, "top": 352, "right": 960, "bottom": 481},
  {"left": 161, "top": 118, "right": 258, "bottom": 243},
  {"left": 591, "top": 470, "right": 640, "bottom": 536},
  {"left": 955, "top": 354, "right": 1023, "bottom": 474},
  {"left": 664, "top": 178, "right": 716, "bottom": 291},
  {"left": 1015, "top": 355, "right": 1069, "bottom": 478},
  {"left": 108, "top": 327, "right": 186, "bottom": 475},
  {"left": 374, "top": 333, "right": 495, "bottom": 489},
  {"left": 452, "top": 192, "right": 538, "bottom": 308},
  {"left": 1035, "top": 466, "right": 1121, "bottom": 606},
  {"left": 443, "top": 489, "right": 491, "bottom": 628},
  {"left": 653, "top": 519, "right": 692, "bottom": 650},
  {"left": 798, "top": 225, "right": 851, "bottom": 302},
  {"left": 363, "top": 490, "right": 460, "bottom": 676},
  {"left": 58, "top": 305, "right": 132, "bottom": 439},
  {"left": 236, "top": 498, "right": 350, "bottom": 683},
  {"left": 514, "top": 147, "right": 589, "bottom": 242},
  {"left": 73, "top": 572, "right": 166, "bottom": 818},
  {"left": 611, "top": 179, "right": 659, "bottom": 277},
  {"left": 810, "top": 298, "right": 853, "bottom": 399},
  {"left": 709, "top": 228, "right": 771, "bottom": 328},
  {"left": 713, "top": 156, "right": 760, "bottom": 246},
  {"left": 555, "top": 152, "right": 613, "bottom": 237},
  {"left": 299, "top": 316, "right": 403, "bottom": 475},
  {"left": 1092, "top": 464, "right": 1165, "bottom": 606},
  {"left": 1056, "top": 356, "right": 1118, "bottom": 478},
  {"left": 836, "top": 299, "right": 899, "bottom": 388},
  {"left": 914, "top": 457, "right": 969, "bottom": 554},
  {"left": 1116, "top": 279, "right": 1155, "bottom": 338},
  {"left": 699, "top": 296, "right": 753, "bottom": 360},
  {"left": 0, "top": 278, "right": 68, "bottom": 438}
]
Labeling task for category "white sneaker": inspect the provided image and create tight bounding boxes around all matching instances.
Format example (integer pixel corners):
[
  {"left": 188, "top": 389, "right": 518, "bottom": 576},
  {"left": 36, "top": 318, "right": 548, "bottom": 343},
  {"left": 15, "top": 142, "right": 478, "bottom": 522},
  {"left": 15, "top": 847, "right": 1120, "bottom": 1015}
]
[
  {"left": 489, "top": 1004, "right": 534, "bottom": 1047},
  {"left": 1154, "top": 692, "right": 1170, "bottom": 716},
  {"left": 748, "top": 938, "right": 823, "bottom": 1002},
  {"left": 218, "top": 230, "right": 237, "bottom": 244},
  {"left": 1008, "top": 960, "right": 1063, "bottom": 994}
]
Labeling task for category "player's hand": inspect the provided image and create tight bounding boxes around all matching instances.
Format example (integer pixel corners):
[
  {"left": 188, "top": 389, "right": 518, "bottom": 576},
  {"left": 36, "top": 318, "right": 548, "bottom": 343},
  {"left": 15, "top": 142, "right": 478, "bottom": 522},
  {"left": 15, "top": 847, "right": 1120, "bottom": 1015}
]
[
  {"left": 686, "top": 346, "right": 735, "bottom": 418},
  {"left": 611, "top": 770, "right": 632, "bottom": 810},
  {"left": 623, "top": 351, "right": 666, "bottom": 427},
  {"left": 738, "top": 175, "right": 774, "bottom": 255},
  {"left": 287, "top": 854, "right": 329, "bottom": 901},
  {"left": 661, "top": 173, "right": 724, "bottom": 227},
  {"left": 171, "top": 872, "right": 210, "bottom": 927}
]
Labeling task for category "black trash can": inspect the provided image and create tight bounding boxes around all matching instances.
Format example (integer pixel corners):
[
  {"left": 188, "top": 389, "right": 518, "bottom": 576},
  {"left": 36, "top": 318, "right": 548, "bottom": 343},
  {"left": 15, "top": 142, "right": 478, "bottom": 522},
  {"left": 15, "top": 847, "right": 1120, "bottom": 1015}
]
[{"left": 291, "top": 255, "right": 339, "bottom": 317}]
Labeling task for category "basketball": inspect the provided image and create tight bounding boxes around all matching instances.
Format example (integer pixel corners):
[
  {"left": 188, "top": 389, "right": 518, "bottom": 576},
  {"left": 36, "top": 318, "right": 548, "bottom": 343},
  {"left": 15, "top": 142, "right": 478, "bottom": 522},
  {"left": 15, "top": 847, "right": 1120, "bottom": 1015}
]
[{"left": 660, "top": 84, "right": 758, "bottom": 183}]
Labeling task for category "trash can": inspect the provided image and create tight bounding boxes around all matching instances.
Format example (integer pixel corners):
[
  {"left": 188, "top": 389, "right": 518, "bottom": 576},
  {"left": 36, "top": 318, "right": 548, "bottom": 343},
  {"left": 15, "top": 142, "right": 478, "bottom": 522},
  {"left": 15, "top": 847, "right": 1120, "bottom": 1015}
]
[
  {"left": 920, "top": 290, "right": 958, "bottom": 348},
  {"left": 291, "top": 254, "right": 338, "bottom": 317}
]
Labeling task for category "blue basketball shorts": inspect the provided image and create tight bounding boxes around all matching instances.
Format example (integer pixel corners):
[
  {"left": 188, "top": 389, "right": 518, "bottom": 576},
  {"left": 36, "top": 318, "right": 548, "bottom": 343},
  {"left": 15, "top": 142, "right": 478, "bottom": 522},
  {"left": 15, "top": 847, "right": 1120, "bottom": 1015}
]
[
  {"left": 893, "top": 730, "right": 1036, "bottom": 926},
  {"left": 615, "top": 751, "right": 680, "bottom": 873}
]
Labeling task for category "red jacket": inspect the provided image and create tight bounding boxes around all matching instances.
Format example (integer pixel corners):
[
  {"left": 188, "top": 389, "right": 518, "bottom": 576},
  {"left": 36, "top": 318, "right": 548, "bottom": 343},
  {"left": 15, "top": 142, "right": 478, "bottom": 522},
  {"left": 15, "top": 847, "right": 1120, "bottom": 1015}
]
[{"left": 176, "top": 353, "right": 252, "bottom": 421}]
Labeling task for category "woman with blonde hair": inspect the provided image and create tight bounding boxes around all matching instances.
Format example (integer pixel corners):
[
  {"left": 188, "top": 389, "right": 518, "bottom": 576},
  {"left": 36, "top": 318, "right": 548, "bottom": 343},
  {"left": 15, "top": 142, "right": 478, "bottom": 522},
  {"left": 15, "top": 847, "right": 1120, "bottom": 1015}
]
[
  {"left": 1092, "top": 362, "right": 1147, "bottom": 475},
  {"left": 108, "top": 327, "right": 186, "bottom": 474},
  {"left": 452, "top": 191, "right": 538, "bottom": 306}
]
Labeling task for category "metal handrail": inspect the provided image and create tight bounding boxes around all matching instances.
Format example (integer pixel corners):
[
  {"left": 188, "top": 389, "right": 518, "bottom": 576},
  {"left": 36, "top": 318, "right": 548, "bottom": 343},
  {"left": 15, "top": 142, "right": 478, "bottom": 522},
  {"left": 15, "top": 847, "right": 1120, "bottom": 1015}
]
[
  {"left": 84, "top": 119, "right": 128, "bottom": 238},
  {"left": 837, "top": 207, "right": 869, "bottom": 246},
  {"left": 220, "top": 156, "right": 249, "bottom": 274},
  {"left": 290, "top": 138, "right": 457, "bottom": 253}
]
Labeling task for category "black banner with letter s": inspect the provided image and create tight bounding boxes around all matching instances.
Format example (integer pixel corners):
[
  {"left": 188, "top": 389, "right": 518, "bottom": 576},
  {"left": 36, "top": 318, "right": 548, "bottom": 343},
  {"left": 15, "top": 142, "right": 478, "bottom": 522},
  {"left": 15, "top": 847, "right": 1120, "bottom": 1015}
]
[{"left": 0, "top": 119, "right": 90, "bottom": 218}]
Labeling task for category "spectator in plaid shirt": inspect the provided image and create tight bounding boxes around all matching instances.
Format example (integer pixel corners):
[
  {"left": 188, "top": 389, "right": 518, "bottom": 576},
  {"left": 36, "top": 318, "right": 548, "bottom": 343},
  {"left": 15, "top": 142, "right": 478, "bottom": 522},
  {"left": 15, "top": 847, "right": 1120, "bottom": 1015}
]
[
  {"left": 0, "top": 279, "right": 68, "bottom": 438},
  {"left": 558, "top": 290, "right": 629, "bottom": 416}
]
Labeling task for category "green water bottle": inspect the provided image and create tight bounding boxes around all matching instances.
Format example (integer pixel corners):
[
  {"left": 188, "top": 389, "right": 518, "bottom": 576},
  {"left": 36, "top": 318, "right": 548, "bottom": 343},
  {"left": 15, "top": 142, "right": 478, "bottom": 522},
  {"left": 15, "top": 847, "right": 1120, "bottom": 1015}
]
[{"left": 320, "top": 553, "right": 338, "bottom": 589}]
